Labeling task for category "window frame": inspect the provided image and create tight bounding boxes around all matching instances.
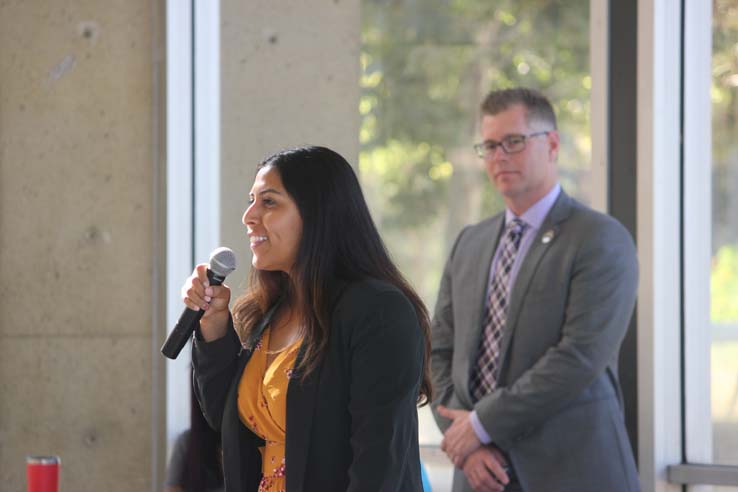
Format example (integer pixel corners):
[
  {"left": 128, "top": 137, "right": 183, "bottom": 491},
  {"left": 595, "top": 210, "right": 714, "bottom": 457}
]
[
  {"left": 638, "top": 0, "right": 738, "bottom": 488},
  {"left": 165, "top": 0, "right": 221, "bottom": 459}
]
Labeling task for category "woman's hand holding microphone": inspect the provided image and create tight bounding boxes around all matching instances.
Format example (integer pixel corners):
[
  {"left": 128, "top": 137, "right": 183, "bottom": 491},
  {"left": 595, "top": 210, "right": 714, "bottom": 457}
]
[{"left": 181, "top": 264, "right": 232, "bottom": 342}]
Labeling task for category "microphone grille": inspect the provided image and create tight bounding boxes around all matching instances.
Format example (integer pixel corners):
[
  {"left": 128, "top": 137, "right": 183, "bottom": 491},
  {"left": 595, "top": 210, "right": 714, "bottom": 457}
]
[{"left": 209, "top": 247, "right": 237, "bottom": 278}]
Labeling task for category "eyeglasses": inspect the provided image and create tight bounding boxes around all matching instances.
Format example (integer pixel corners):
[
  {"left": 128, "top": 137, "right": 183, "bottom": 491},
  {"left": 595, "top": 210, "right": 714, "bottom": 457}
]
[{"left": 473, "top": 131, "right": 550, "bottom": 158}]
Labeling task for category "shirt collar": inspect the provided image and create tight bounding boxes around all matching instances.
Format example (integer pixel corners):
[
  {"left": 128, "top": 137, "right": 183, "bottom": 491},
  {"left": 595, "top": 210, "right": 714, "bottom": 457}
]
[{"left": 505, "top": 183, "right": 561, "bottom": 231}]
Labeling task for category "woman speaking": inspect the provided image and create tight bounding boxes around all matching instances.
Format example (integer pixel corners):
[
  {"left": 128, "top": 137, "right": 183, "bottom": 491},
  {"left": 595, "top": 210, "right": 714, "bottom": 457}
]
[{"left": 182, "top": 146, "right": 431, "bottom": 492}]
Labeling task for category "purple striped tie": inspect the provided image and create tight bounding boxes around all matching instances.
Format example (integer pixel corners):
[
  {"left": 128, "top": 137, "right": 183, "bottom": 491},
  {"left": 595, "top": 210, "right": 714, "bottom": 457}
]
[{"left": 470, "top": 218, "right": 527, "bottom": 401}]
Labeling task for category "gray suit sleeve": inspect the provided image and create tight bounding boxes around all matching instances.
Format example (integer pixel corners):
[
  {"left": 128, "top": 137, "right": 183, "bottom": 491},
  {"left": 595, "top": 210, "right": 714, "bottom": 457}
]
[
  {"left": 430, "top": 228, "right": 468, "bottom": 433},
  {"left": 475, "top": 218, "right": 638, "bottom": 450}
]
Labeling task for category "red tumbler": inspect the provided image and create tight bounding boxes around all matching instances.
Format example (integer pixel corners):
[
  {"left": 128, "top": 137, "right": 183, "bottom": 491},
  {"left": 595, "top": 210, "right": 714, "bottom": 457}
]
[{"left": 26, "top": 455, "right": 60, "bottom": 492}]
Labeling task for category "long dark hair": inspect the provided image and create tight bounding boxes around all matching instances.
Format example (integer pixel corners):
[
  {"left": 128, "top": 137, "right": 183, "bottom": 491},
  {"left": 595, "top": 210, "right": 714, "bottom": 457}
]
[{"left": 232, "top": 146, "right": 432, "bottom": 405}]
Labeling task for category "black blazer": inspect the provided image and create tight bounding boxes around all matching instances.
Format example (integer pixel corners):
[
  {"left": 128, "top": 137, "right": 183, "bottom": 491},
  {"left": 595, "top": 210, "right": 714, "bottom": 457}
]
[{"left": 192, "top": 278, "right": 425, "bottom": 492}]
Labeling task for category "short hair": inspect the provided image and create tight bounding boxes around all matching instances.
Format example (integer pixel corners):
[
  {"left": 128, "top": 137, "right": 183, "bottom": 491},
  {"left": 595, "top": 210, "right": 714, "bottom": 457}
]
[{"left": 480, "top": 87, "right": 558, "bottom": 130}]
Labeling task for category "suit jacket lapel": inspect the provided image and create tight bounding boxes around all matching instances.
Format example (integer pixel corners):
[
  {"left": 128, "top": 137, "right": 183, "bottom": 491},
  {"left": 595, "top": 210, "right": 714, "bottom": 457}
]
[
  {"left": 497, "top": 192, "right": 574, "bottom": 374},
  {"left": 471, "top": 216, "right": 505, "bottom": 332}
]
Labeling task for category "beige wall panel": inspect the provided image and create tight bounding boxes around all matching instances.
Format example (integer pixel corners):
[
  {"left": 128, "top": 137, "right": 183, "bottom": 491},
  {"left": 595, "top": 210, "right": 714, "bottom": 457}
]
[
  {"left": 0, "top": 0, "right": 162, "bottom": 491},
  {"left": 0, "top": 0, "right": 154, "bottom": 337},
  {"left": 220, "top": 0, "right": 361, "bottom": 292},
  {"left": 0, "top": 337, "right": 152, "bottom": 491}
]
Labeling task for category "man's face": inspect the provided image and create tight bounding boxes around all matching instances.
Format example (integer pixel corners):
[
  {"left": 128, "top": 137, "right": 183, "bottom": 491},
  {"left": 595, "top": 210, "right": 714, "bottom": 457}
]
[{"left": 480, "top": 104, "right": 559, "bottom": 211}]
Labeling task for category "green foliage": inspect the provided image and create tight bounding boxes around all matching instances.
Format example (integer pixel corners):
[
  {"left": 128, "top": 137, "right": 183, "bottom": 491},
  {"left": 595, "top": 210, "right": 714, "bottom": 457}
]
[
  {"left": 708, "top": 2, "right": 738, "bottom": 328},
  {"left": 360, "top": 140, "right": 451, "bottom": 229},
  {"left": 712, "top": 244, "right": 738, "bottom": 323},
  {"left": 712, "top": 0, "right": 738, "bottom": 251},
  {"left": 360, "top": 0, "right": 591, "bottom": 304}
]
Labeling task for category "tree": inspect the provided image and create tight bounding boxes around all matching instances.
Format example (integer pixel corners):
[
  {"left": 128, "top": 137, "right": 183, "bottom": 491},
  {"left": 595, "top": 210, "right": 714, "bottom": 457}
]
[
  {"left": 711, "top": 0, "right": 738, "bottom": 324},
  {"left": 360, "top": 0, "right": 590, "bottom": 304}
]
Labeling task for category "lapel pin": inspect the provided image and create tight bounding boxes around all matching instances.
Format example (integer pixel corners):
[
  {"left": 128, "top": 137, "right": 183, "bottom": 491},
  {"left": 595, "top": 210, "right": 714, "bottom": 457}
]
[{"left": 542, "top": 229, "right": 555, "bottom": 244}]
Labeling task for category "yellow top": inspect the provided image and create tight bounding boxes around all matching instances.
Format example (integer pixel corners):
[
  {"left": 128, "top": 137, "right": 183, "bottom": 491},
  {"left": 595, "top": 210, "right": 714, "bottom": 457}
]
[{"left": 237, "top": 328, "right": 301, "bottom": 492}]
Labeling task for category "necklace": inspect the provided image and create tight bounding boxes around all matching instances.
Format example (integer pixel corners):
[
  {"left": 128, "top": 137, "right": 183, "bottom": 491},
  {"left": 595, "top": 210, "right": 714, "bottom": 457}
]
[
  {"left": 265, "top": 313, "right": 303, "bottom": 355},
  {"left": 264, "top": 341, "right": 300, "bottom": 356}
]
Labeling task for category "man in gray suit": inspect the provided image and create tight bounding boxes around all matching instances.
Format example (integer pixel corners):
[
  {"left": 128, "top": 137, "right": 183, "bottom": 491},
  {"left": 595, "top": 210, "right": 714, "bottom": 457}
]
[{"left": 431, "top": 87, "right": 640, "bottom": 492}]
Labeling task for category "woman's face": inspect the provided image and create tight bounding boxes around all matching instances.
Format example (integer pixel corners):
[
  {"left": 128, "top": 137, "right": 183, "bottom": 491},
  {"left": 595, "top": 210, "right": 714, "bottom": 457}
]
[{"left": 242, "top": 166, "right": 303, "bottom": 274}]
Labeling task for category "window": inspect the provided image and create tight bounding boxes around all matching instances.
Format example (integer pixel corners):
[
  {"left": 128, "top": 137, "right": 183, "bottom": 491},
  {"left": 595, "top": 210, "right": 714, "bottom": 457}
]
[
  {"left": 667, "top": 0, "right": 738, "bottom": 488},
  {"left": 359, "top": 1, "right": 592, "bottom": 487},
  {"left": 710, "top": 0, "right": 738, "bottom": 469}
]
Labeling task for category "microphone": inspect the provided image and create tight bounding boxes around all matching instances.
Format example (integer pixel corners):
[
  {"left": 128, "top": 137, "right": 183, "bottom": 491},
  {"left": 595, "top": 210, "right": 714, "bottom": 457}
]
[{"left": 161, "top": 247, "right": 237, "bottom": 360}]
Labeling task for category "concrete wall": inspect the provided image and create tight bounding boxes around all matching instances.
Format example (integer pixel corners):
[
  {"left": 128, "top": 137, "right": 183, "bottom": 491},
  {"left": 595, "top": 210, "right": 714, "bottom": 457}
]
[
  {"left": 0, "top": 0, "right": 360, "bottom": 489},
  {"left": 0, "top": 1, "right": 165, "bottom": 491},
  {"left": 220, "top": 0, "right": 361, "bottom": 292}
]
